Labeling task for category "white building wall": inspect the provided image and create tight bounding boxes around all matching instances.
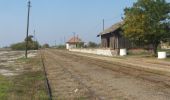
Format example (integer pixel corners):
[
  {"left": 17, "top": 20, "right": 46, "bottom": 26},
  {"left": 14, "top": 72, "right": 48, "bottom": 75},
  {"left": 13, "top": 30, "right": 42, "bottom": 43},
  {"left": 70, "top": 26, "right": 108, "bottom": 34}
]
[
  {"left": 69, "top": 48, "right": 116, "bottom": 56},
  {"left": 66, "top": 43, "right": 77, "bottom": 49},
  {"left": 66, "top": 43, "right": 70, "bottom": 49}
]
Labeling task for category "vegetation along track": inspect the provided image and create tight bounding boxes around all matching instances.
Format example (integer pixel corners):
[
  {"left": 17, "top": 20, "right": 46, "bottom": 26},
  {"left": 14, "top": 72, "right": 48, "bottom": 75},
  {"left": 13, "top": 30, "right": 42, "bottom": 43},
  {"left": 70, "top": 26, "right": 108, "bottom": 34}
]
[
  {"left": 42, "top": 49, "right": 170, "bottom": 100},
  {"left": 43, "top": 50, "right": 101, "bottom": 99},
  {"left": 40, "top": 50, "right": 53, "bottom": 100}
]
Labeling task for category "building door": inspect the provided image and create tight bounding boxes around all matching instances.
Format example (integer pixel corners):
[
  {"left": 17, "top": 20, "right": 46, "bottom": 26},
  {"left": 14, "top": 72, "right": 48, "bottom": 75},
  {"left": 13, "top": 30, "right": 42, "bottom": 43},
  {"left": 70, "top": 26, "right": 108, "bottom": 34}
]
[{"left": 107, "top": 37, "right": 110, "bottom": 48}]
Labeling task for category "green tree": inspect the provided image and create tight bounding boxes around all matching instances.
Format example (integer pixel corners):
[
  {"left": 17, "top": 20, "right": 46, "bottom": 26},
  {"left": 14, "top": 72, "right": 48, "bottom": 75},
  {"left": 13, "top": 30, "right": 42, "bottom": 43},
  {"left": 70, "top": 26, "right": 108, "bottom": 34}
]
[
  {"left": 77, "top": 42, "right": 84, "bottom": 48},
  {"left": 42, "top": 44, "right": 50, "bottom": 48},
  {"left": 87, "top": 41, "right": 98, "bottom": 48},
  {"left": 24, "top": 35, "right": 34, "bottom": 42},
  {"left": 11, "top": 35, "right": 40, "bottom": 50},
  {"left": 123, "top": 0, "right": 170, "bottom": 55}
]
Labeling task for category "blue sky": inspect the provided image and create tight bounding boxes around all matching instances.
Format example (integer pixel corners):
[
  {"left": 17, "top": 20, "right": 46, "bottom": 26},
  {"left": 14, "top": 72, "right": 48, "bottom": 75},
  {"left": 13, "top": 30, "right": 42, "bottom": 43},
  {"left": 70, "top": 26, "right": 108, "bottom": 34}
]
[{"left": 1, "top": 0, "right": 168, "bottom": 47}]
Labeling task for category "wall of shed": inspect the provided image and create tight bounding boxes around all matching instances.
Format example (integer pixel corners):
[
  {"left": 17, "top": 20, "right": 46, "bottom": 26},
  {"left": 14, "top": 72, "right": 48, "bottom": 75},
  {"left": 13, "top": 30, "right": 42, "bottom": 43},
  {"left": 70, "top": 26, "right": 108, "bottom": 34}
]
[
  {"left": 101, "top": 31, "right": 131, "bottom": 49},
  {"left": 118, "top": 37, "right": 131, "bottom": 49},
  {"left": 101, "top": 36, "right": 108, "bottom": 48}
]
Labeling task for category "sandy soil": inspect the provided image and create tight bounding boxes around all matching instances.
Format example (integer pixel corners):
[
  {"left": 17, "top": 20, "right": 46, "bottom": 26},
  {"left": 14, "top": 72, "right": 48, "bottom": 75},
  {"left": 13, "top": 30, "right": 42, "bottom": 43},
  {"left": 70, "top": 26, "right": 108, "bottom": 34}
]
[
  {"left": 42, "top": 49, "right": 170, "bottom": 100},
  {"left": 0, "top": 50, "right": 37, "bottom": 76}
]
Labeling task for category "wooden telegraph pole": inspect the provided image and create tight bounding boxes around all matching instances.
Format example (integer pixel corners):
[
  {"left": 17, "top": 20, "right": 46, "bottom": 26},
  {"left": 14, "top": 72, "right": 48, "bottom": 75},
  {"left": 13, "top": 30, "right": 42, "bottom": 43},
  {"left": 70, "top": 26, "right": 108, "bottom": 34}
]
[
  {"left": 103, "top": 19, "right": 105, "bottom": 31},
  {"left": 33, "top": 30, "right": 36, "bottom": 49},
  {"left": 25, "top": 0, "right": 31, "bottom": 58}
]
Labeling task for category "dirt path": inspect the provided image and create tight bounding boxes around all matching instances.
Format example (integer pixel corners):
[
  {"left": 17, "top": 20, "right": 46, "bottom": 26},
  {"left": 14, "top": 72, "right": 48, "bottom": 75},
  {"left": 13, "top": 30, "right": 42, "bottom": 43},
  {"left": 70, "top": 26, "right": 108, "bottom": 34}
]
[{"left": 43, "top": 49, "right": 170, "bottom": 100}]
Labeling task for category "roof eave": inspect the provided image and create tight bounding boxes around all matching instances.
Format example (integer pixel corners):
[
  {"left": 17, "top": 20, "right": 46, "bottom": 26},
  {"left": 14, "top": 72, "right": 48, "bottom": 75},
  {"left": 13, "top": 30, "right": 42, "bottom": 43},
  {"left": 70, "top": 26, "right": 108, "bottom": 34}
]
[{"left": 98, "top": 21, "right": 124, "bottom": 36}]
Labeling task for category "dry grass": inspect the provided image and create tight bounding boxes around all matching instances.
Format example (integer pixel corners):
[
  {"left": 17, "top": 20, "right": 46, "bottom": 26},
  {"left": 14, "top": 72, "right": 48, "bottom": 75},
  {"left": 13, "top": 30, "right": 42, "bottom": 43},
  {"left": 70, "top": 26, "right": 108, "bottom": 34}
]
[{"left": 0, "top": 53, "right": 49, "bottom": 100}]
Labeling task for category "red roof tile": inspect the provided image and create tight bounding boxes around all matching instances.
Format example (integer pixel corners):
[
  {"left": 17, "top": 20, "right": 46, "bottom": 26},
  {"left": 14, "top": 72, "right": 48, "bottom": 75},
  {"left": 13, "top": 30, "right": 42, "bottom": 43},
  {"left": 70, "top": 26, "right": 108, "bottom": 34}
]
[{"left": 67, "top": 36, "right": 83, "bottom": 43}]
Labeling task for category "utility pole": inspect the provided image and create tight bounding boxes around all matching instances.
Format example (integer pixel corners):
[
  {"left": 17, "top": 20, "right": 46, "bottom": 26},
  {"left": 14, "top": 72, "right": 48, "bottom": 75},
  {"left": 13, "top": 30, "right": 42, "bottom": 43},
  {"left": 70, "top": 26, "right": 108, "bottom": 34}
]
[
  {"left": 33, "top": 30, "right": 35, "bottom": 50},
  {"left": 64, "top": 36, "right": 66, "bottom": 44},
  {"left": 73, "top": 32, "right": 76, "bottom": 48},
  {"left": 73, "top": 32, "right": 76, "bottom": 42},
  {"left": 55, "top": 40, "right": 56, "bottom": 47},
  {"left": 103, "top": 19, "right": 105, "bottom": 31},
  {"left": 33, "top": 30, "right": 36, "bottom": 41},
  {"left": 25, "top": 0, "right": 31, "bottom": 58}
]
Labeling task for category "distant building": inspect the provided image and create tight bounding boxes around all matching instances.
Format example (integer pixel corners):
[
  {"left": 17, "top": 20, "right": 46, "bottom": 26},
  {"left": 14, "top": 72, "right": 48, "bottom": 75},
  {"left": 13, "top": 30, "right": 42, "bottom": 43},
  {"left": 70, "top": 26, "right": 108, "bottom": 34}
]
[
  {"left": 66, "top": 36, "right": 84, "bottom": 49},
  {"left": 98, "top": 22, "right": 131, "bottom": 50}
]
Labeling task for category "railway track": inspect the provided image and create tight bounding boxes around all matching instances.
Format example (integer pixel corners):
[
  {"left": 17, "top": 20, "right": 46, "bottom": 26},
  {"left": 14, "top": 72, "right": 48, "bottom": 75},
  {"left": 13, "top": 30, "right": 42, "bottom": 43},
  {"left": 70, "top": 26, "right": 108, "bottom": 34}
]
[
  {"left": 40, "top": 50, "right": 53, "bottom": 100},
  {"left": 44, "top": 50, "right": 102, "bottom": 100},
  {"left": 52, "top": 50, "right": 170, "bottom": 88},
  {"left": 42, "top": 49, "right": 170, "bottom": 100}
]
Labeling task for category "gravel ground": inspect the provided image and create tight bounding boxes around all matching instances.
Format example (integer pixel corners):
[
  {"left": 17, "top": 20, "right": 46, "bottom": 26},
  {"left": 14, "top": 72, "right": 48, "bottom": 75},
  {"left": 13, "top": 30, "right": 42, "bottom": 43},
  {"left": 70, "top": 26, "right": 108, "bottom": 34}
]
[{"left": 43, "top": 49, "right": 170, "bottom": 100}]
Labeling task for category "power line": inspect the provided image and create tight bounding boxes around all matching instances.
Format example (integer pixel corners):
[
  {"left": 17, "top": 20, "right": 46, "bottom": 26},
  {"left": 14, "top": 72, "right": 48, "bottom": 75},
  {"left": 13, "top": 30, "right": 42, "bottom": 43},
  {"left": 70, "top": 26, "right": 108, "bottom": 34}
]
[
  {"left": 86, "top": 22, "right": 102, "bottom": 34},
  {"left": 86, "top": 14, "right": 122, "bottom": 34}
]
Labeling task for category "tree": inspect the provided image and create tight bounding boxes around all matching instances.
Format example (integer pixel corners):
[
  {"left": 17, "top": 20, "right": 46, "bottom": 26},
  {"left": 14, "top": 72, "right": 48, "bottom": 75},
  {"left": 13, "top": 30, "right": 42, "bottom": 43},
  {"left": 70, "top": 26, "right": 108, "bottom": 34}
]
[
  {"left": 123, "top": 0, "right": 170, "bottom": 55},
  {"left": 77, "top": 42, "right": 84, "bottom": 48},
  {"left": 11, "top": 35, "right": 40, "bottom": 50},
  {"left": 24, "top": 35, "right": 33, "bottom": 42},
  {"left": 42, "top": 43, "right": 50, "bottom": 48},
  {"left": 56, "top": 45, "right": 66, "bottom": 49},
  {"left": 87, "top": 41, "right": 98, "bottom": 48}
]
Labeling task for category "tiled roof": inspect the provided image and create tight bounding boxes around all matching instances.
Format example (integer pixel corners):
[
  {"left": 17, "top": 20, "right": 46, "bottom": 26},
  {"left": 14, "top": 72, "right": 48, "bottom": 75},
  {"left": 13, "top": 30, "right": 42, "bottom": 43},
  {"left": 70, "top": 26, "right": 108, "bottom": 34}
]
[{"left": 67, "top": 36, "right": 83, "bottom": 43}]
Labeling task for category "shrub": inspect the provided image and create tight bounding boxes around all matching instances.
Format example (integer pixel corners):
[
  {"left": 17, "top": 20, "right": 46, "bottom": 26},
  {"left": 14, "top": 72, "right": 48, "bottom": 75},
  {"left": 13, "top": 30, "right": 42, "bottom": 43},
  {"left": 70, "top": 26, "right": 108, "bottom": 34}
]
[{"left": 11, "top": 41, "right": 40, "bottom": 50}]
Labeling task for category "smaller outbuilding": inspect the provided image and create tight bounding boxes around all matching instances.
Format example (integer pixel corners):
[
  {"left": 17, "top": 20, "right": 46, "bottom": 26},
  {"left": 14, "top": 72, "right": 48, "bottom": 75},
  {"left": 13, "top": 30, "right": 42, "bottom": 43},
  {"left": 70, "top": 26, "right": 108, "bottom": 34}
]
[{"left": 66, "top": 36, "right": 84, "bottom": 49}]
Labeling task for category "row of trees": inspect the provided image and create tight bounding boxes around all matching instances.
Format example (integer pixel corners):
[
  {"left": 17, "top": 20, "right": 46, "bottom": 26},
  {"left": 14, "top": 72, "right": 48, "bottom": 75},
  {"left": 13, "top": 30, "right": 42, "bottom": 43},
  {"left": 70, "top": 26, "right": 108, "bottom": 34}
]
[
  {"left": 53, "top": 41, "right": 100, "bottom": 49},
  {"left": 10, "top": 36, "right": 99, "bottom": 50},
  {"left": 123, "top": 0, "right": 170, "bottom": 55},
  {"left": 86, "top": 41, "right": 100, "bottom": 48},
  {"left": 10, "top": 35, "right": 49, "bottom": 50},
  {"left": 11, "top": 35, "right": 39, "bottom": 50}
]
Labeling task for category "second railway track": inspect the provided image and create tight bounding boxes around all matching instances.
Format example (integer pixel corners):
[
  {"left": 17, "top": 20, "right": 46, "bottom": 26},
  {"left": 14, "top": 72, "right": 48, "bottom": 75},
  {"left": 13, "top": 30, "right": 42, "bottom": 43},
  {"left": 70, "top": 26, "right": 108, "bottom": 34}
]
[{"left": 42, "top": 49, "right": 170, "bottom": 100}]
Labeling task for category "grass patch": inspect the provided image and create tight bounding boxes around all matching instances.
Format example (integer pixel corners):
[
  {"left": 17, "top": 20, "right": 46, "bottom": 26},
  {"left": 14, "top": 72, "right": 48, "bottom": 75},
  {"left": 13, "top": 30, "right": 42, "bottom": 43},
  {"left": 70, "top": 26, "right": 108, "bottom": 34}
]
[
  {"left": 17, "top": 57, "right": 31, "bottom": 62},
  {"left": 0, "top": 54, "right": 49, "bottom": 100},
  {"left": 0, "top": 76, "right": 12, "bottom": 99},
  {"left": 165, "top": 57, "right": 170, "bottom": 61},
  {"left": 9, "top": 71, "right": 49, "bottom": 100}
]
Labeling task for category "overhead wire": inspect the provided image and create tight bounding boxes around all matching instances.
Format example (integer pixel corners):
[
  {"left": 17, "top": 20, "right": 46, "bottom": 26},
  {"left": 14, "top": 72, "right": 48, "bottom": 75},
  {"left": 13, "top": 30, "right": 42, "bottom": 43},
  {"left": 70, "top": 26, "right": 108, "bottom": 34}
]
[{"left": 86, "top": 14, "right": 122, "bottom": 35}]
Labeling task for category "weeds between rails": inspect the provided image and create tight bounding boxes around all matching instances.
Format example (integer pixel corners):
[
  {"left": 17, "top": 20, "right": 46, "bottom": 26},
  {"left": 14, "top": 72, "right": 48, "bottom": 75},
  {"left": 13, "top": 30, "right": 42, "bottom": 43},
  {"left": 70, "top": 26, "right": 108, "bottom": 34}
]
[
  {"left": 40, "top": 50, "right": 53, "bottom": 100},
  {"left": 45, "top": 50, "right": 103, "bottom": 100}
]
